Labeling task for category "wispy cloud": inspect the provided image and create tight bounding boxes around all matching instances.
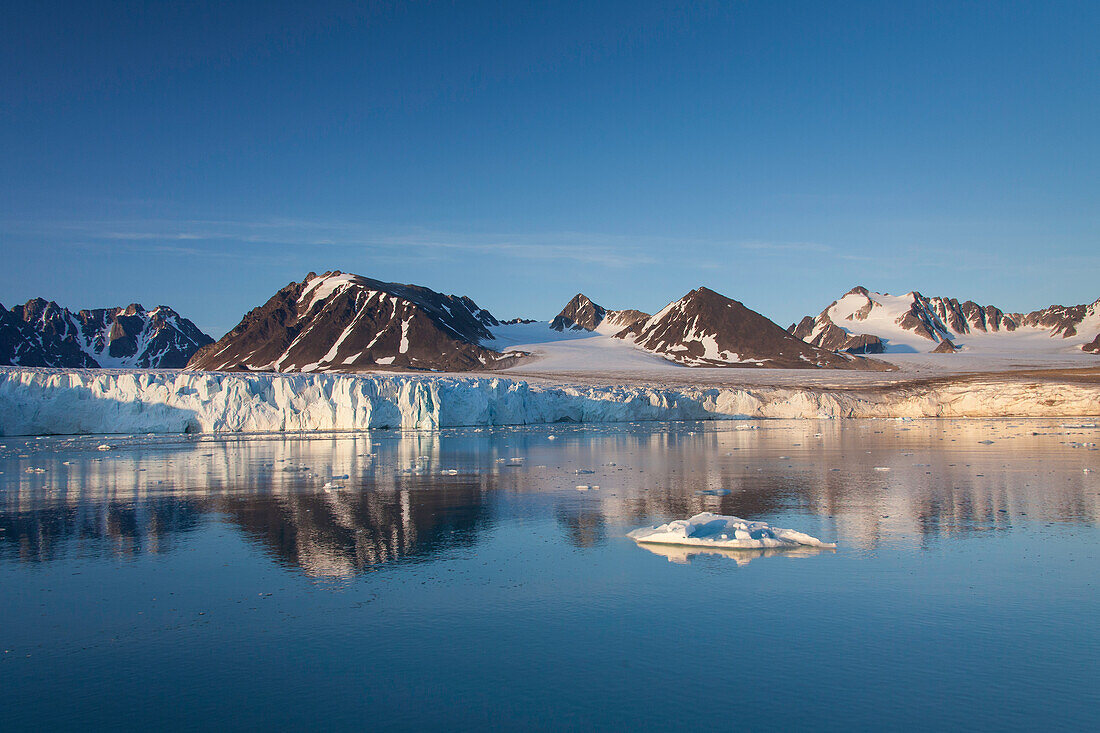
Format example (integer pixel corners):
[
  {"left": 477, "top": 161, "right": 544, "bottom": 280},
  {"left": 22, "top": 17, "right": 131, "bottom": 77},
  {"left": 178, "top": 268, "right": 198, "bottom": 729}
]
[
  {"left": 736, "top": 240, "right": 834, "bottom": 254},
  {"left": 4, "top": 218, "right": 877, "bottom": 271},
  {"left": 9, "top": 218, "right": 668, "bottom": 268}
]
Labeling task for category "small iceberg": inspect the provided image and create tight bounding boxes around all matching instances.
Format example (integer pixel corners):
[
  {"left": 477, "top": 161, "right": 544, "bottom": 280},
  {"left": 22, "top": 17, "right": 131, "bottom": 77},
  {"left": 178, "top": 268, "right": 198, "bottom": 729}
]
[{"left": 627, "top": 512, "right": 836, "bottom": 550}]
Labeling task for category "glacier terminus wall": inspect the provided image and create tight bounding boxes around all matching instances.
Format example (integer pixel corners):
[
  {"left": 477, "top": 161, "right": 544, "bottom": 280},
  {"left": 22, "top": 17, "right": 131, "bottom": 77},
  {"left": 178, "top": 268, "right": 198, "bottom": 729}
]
[{"left": 1, "top": 368, "right": 1098, "bottom": 436}]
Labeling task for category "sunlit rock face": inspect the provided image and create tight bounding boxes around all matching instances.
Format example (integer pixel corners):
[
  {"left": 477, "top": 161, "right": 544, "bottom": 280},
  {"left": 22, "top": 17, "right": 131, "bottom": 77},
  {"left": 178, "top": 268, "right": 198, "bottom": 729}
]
[
  {"left": 791, "top": 286, "right": 1100, "bottom": 355},
  {"left": 550, "top": 293, "right": 649, "bottom": 334},
  {"left": 614, "top": 287, "right": 891, "bottom": 369},
  {"left": 187, "top": 271, "right": 521, "bottom": 373}
]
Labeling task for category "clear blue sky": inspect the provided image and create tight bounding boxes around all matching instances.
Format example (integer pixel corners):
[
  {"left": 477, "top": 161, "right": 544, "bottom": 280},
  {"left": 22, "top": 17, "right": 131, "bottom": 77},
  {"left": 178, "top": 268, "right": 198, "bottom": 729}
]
[{"left": 2, "top": 0, "right": 1097, "bottom": 337}]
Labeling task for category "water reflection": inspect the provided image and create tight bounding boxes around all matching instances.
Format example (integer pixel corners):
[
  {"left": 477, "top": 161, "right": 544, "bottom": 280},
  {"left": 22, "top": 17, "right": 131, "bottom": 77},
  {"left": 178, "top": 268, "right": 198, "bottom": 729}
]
[
  {"left": 633, "top": 541, "right": 836, "bottom": 566},
  {"left": 220, "top": 483, "right": 489, "bottom": 577},
  {"left": 0, "top": 497, "right": 203, "bottom": 563},
  {"left": 0, "top": 420, "right": 1096, "bottom": 573}
]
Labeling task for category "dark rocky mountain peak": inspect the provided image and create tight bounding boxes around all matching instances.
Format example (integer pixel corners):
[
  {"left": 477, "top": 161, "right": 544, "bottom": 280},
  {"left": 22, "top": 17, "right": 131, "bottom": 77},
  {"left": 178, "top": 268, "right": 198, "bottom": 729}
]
[
  {"left": 187, "top": 271, "right": 522, "bottom": 373},
  {"left": 551, "top": 294, "right": 606, "bottom": 331},
  {"left": 0, "top": 298, "right": 212, "bottom": 368},
  {"left": 617, "top": 286, "right": 892, "bottom": 370},
  {"left": 550, "top": 293, "right": 650, "bottom": 334}
]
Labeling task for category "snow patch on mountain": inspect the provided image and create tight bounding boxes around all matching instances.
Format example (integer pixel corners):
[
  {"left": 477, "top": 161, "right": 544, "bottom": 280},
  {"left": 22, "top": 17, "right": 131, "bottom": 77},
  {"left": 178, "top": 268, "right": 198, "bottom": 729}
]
[
  {"left": 550, "top": 293, "right": 650, "bottom": 334},
  {"left": 0, "top": 299, "right": 212, "bottom": 368},
  {"left": 617, "top": 287, "right": 891, "bottom": 370},
  {"left": 187, "top": 271, "right": 520, "bottom": 373},
  {"left": 793, "top": 287, "right": 1100, "bottom": 354}
]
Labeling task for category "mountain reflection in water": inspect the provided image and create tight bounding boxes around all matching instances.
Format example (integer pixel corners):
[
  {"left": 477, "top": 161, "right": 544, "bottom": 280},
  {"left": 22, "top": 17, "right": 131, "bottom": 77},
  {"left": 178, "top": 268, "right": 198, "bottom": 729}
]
[{"left": 1, "top": 420, "right": 1096, "bottom": 574}]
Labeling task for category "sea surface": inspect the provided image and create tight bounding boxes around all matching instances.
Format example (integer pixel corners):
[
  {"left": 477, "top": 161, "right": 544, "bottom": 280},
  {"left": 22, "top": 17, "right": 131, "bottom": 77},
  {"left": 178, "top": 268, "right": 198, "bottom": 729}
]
[{"left": 1, "top": 419, "right": 1097, "bottom": 731}]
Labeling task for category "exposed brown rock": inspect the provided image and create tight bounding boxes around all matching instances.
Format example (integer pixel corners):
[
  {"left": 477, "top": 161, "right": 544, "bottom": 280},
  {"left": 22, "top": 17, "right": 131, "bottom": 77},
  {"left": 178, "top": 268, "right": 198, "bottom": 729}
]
[
  {"left": 551, "top": 294, "right": 605, "bottom": 331},
  {"left": 616, "top": 287, "right": 893, "bottom": 370},
  {"left": 550, "top": 294, "right": 649, "bottom": 333},
  {"left": 1, "top": 298, "right": 211, "bottom": 368},
  {"left": 1020, "top": 300, "right": 1100, "bottom": 338},
  {"left": 792, "top": 287, "right": 1036, "bottom": 353},
  {"left": 791, "top": 314, "right": 885, "bottom": 354},
  {"left": 187, "top": 271, "right": 521, "bottom": 373}
]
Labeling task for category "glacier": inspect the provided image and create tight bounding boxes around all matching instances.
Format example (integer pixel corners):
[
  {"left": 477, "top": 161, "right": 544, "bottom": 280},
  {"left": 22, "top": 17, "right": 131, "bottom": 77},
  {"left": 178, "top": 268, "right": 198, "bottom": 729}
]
[{"left": 1, "top": 367, "right": 1098, "bottom": 436}]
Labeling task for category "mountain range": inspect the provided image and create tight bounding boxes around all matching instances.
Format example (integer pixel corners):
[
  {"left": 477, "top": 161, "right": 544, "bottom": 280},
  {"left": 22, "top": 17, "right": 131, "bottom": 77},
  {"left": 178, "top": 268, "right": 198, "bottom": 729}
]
[
  {"left": 0, "top": 299, "right": 212, "bottom": 368},
  {"left": 558, "top": 288, "right": 891, "bottom": 369},
  {"left": 791, "top": 286, "right": 1100, "bottom": 354},
  {"left": 3, "top": 275, "right": 1097, "bottom": 373}
]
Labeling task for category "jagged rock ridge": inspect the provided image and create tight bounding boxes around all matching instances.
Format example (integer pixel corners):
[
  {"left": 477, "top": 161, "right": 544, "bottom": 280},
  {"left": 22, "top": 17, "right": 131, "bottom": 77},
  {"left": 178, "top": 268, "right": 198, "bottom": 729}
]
[
  {"left": 792, "top": 287, "right": 1100, "bottom": 354},
  {"left": 550, "top": 294, "right": 650, "bottom": 334},
  {"left": 187, "top": 271, "right": 523, "bottom": 373},
  {"left": 615, "top": 287, "right": 893, "bottom": 370},
  {"left": 0, "top": 298, "right": 212, "bottom": 368}
]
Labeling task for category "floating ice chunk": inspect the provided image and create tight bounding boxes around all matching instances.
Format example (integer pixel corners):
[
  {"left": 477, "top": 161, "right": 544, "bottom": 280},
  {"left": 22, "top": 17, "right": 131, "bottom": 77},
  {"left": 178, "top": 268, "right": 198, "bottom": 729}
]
[
  {"left": 873, "top": 467, "right": 891, "bottom": 471},
  {"left": 636, "top": 543, "right": 833, "bottom": 566},
  {"left": 96, "top": 444, "right": 115, "bottom": 451},
  {"left": 628, "top": 512, "right": 836, "bottom": 550}
]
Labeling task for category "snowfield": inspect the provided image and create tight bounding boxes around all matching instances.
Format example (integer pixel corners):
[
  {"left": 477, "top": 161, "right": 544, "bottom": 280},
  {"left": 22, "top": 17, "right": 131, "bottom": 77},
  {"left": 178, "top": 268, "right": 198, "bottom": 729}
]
[
  {"left": 487, "top": 321, "right": 1100, "bottom": 382},
  {"left": 2, "top": 365, "right": 1098, "bottom": 436}
]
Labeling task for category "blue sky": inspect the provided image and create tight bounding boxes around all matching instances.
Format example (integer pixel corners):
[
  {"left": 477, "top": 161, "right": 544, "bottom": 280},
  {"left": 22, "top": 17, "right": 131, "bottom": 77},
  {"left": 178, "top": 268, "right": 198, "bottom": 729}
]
[{"left": 2, "top": 0, "right": 1097, "bottom": 337}]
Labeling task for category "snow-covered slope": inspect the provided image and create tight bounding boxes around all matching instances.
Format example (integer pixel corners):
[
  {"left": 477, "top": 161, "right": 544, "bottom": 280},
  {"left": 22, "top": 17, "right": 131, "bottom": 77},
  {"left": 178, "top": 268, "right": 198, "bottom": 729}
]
[
  {"left": 0, "top": 298, "right": 212, "bottom": 368},
  {"left": 5, "top": 366, "right": 1096, "bottom": 436},
  {"left": 616, "top": 287, "right": 892, "bottom": 370},
  {"left": 793, "top": 286, "right": 1100, "bottom": 355},
  {"left": 187, "top": 271, "right": 522, "bottom": 373}
]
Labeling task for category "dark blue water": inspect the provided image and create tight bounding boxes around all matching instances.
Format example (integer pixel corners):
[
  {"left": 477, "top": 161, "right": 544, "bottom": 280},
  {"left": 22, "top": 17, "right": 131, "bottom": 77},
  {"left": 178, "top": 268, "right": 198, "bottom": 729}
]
[{"left": 1, "top": 420, "right": 1097, "bottom": 731}]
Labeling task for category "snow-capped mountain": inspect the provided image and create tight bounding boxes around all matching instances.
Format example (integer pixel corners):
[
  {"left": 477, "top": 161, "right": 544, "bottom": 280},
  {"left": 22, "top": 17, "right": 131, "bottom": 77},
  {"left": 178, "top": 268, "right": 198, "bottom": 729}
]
[
  {"left": 550, "top": 294, "right": 649, "bottom": 334},
  {"left": 791, "top": 287, "right": 1100, "bottom": 354},
  {"left": 0, "top": 301, "right": 96, "bottom": 367},
  {"left": 0, "top": 298, "right": 213, "bottom": 368},
  {"left": 187, "top": 271, "right": 523, "bottom": 373},
  {"left": 614, "top": 287, "right": 892, "bottom": 370}
]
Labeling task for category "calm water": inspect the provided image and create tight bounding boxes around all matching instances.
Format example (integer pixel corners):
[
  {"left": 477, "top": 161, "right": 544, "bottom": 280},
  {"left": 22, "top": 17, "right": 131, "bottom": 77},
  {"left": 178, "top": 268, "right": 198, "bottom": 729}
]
[{"left": 1, "top": 420, "right": 1097, "bottom": 731}]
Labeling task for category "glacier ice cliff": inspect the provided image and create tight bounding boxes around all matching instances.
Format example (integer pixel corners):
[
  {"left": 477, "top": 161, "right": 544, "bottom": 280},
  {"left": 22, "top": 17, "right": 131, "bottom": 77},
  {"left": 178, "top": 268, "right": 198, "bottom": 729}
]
[{"left": 1, "top": 367, "right": 1098, "bottom": 436}]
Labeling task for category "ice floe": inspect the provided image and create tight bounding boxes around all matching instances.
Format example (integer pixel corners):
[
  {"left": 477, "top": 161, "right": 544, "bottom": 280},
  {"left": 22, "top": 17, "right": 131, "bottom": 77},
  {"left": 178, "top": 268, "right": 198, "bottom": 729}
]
[{"left": 627, "top": 512, "right": 837, "bottom": 550}]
